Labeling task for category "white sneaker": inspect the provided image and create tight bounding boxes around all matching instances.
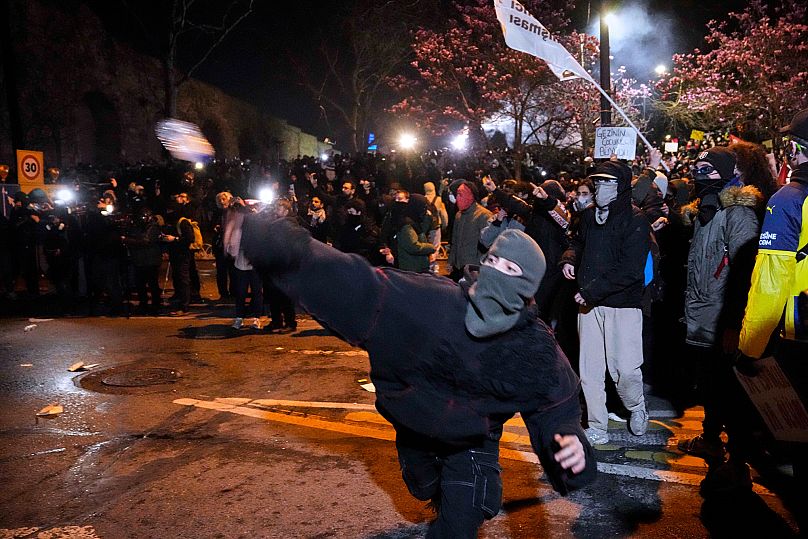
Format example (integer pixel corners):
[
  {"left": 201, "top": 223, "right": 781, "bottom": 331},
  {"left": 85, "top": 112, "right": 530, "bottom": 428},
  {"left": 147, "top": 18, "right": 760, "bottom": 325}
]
[
  {"left": 232, "top": 317, "right": 243, "bottom": 329},
  {"left": 608, "top": 412, "right": 627, "bottom": 423},
  {"left": 629, "top": 408, "right": 649, "bottom": 436},
  {"left": 251, "top": 317, "right": 262, "bottom": 330},
  {"left": 584, "top": 427, "right": 609, "bottom": 445}
]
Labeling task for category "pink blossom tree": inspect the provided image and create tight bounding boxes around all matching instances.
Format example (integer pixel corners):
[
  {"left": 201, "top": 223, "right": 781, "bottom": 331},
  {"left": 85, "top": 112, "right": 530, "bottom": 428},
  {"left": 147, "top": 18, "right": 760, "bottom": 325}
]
[
  {"left": 390, "top": 1, "right": 649, "bottom": 174},
  {"left": 655, "top": 0, "right": 808, "bottom": 140}
]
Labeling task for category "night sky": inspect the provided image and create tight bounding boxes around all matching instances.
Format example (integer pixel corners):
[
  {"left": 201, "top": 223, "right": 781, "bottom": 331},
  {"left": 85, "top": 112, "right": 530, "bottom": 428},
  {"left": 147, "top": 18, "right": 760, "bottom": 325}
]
[{"left": 87, "top": 0, "right": 752, "bottom": 142}]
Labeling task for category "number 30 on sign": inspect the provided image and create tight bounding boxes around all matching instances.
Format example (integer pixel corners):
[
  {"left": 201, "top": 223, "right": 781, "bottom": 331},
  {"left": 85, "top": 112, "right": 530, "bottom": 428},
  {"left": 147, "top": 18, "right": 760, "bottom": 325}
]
[{"left": 16, "top": 149, "right": 45, "bottom": 185}]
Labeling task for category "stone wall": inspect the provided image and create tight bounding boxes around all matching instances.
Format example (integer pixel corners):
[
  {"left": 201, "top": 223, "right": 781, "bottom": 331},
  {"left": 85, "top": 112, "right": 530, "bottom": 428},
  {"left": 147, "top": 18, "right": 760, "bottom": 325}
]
[{"left": 0, "top": 0, "right": 330, "bottom": 170}]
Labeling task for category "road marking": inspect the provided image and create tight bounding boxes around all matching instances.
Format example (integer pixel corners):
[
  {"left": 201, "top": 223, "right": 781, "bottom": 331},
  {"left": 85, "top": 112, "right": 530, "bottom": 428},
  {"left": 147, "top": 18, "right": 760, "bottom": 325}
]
[
  {"left": 174, "top": 397, "right": 774, "bottom": 496},
  {"left": 0, "top": 526, "right": 101, "bottom": 538}
]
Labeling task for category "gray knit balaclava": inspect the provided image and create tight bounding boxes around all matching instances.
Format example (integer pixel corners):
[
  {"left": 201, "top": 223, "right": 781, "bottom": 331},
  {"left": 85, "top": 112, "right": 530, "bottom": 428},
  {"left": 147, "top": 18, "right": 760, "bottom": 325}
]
[{"left": 465, "top": 229, "right": 546, "bottom": 338}]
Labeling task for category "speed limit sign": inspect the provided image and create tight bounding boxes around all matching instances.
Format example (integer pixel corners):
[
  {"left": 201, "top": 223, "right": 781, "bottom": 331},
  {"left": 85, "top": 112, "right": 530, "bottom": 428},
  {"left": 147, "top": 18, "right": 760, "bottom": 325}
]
[{"left": 16, "top": 149, "right": 45, "bottom": 185}]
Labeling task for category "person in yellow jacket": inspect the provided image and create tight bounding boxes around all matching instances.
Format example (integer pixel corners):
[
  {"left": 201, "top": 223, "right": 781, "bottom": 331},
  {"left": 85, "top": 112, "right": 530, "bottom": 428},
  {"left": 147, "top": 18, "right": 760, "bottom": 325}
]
[
  {"left": 735, "top": 109, "right": 808, "bottom": 522},
  {"left": 739, "top": 109, "right": 808, "bottom": 357}
]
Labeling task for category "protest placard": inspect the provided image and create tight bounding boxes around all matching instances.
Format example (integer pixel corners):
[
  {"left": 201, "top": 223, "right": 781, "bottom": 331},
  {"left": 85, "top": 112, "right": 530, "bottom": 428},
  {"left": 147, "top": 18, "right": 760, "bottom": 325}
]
[
  {"left": 734, "top": 357, "right": 808, "bottom": 443},
  {"left": 594, "top": 127, "right": 637, "bottom": 160}
]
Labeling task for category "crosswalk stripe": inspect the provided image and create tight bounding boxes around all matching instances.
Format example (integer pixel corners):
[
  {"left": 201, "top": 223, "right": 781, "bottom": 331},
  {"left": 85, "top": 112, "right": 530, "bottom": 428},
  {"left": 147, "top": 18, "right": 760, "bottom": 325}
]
[{"left": 174, "top": 397, "right": 774, "bottom": 495}]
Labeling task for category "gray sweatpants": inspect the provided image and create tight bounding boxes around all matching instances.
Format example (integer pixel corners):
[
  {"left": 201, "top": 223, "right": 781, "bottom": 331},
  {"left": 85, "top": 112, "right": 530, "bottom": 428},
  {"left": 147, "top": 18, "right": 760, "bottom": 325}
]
[{"left": 578, "top": 305, "right": 646, "bottom": 432}]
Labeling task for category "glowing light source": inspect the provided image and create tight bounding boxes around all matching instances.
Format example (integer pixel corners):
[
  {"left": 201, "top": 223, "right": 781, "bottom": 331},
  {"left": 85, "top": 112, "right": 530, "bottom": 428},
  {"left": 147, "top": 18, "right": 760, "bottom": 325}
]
[
  {"left": 258, "top": 188, "right": 274, "bottom": 204},
  {"left": 399, "top": 133, "right": 417, "bottom": 150},
  {"left": 604, "top": 12, "right": 618, "bottom": 27},
  {"left": 655, "top": 64, "right": 668, "bottom": 75},
  {"left": 194, "top": 162, "right": 205, "bottom": 171},
  {"left": 321, "top": 153, "right": 329, "bottom": 161},
  {"left": 55, "top": 189, "right": 73, "bottom": 202},
  {"left": 451, "top": 133, "right": 468, "bottom": 151}
]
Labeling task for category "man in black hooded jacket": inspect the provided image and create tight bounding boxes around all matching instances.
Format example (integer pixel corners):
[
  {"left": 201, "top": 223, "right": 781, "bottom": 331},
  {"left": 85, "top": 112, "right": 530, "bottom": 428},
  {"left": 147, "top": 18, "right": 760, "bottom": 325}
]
[
  {"left": 561, "top": 160, "right": 651, "bottom": 446},
  {"left": 242, "top": 216, "right": 596, "bottom": 538}
]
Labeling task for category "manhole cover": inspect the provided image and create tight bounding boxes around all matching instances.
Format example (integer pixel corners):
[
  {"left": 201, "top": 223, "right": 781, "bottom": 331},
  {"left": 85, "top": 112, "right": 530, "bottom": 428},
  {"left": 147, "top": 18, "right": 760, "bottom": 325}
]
[{"left": 101, "top": 367, "right": 181, "bottom": 387}]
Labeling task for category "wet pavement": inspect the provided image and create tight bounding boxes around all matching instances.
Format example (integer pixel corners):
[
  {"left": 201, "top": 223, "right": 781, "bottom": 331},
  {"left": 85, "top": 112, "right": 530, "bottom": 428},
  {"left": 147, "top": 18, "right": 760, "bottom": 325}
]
[{"left": 0, "top": 308, "right": 803, "bottom": 538}]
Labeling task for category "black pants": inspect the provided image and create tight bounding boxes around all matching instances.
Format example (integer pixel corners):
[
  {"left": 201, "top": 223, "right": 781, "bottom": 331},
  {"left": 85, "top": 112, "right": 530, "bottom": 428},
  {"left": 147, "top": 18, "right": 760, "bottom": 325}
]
[
  {"left": 14, "top": 244, "right": 40, "bottom": 295},
  {"left": 169, "top": 253, "right": 191, "bottom": 311},
  {"left": 189, "top": 256, "right": 201, "bottom": 298},
  {"left": 264, "top": 277, "right": 295, "bottom": 328},
  {"left": 691, "top": 344, "right": 757, "bottom": 460},
  {"left": 134, "top": 264, "right": 161, "bottom": 310},
  {"left": 214, "top": 251, "right": 234, "bottom": 298},
  {"left": 88, "top": 255, "right": 122, "bottom": 311},
  {"left": 396, "top": 432, "right": 502, "bottom": 539},
  {"left": 233, "top": 268, "right": 263, "bottom": 318}
]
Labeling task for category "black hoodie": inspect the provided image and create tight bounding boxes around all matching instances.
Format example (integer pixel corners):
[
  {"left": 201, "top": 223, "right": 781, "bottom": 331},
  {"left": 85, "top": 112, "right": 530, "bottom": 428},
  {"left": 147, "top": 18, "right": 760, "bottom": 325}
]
[{"left": 560, "top": 161, "right": 651, "bottom": 308}]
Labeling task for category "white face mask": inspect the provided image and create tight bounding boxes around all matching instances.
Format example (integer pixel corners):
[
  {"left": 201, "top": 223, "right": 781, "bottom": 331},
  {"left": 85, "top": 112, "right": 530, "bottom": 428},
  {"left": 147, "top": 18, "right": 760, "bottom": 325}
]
[
  {"left": 449, "top": 193, "right": 457, "bottom": 204},
  {"left": 594, "top": 182, "right": 618, "bottom": 208}
]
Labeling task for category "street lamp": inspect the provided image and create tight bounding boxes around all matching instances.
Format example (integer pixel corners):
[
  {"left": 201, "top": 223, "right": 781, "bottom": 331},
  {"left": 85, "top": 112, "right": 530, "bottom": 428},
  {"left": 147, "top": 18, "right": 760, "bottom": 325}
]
[
  {"left": 399, "top": 133, "right": 417, "bottom": 151},
  {"left": 599, "top": 5, "right": 612, "bottom": 127},
  {"left": 655, "top": 64, "right": 668, "bottom": 76}
]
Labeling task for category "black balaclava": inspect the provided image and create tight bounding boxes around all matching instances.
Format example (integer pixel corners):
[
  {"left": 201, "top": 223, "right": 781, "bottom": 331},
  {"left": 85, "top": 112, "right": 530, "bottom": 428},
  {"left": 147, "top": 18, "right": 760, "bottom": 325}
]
[
  {"left": 693, "top": 147, "right": 738, "bottom": 225},
  {"left": 465, "top": 229, "right": 546, "bottom": 338}
]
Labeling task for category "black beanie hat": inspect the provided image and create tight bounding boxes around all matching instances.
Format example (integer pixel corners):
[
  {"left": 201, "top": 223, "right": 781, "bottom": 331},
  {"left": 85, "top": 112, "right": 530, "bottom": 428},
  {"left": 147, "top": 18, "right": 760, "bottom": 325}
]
[
  {"left": 696, "top": 147, "right": 737, "bottom": 180},
  {"left": 540, "top": 179, "right": 565, "bottom": 202}
]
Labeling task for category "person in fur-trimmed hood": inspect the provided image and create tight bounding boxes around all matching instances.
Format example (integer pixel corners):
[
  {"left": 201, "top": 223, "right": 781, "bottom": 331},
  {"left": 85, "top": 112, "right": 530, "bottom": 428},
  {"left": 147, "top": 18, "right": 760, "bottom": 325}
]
[
  {"left": 241, "top": 215, "right": 597, "bottom": 537},
  {"left": 677, "top": 146, "right": 764, "bottom": 477}
]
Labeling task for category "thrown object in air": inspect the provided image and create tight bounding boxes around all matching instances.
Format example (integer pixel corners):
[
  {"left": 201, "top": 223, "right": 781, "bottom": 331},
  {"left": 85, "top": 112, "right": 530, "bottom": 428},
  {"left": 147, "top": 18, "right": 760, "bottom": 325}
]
[{"left": 155, "top": 118, "right": 215, "bottom": 162}]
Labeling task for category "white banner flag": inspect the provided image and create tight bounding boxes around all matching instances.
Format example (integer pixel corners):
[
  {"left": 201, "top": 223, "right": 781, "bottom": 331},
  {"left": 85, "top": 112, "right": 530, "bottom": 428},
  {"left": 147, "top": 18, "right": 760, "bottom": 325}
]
[{"left": 493, "top": 0, "right": 593, "bottom": 82}]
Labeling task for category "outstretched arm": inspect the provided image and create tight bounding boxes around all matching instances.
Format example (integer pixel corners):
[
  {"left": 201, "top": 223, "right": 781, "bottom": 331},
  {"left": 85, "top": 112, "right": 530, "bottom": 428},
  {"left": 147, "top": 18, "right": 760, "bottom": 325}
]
[{"left": 242, "top": 215, "right": 386, "bottom": 346}]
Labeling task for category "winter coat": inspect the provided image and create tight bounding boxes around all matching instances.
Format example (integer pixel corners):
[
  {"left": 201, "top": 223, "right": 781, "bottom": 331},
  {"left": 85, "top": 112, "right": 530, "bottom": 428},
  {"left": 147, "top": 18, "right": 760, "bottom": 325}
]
[
  {"left": 124, "top": 224, "right": 162, "bottom": 267},
  {"left": 448, "top": 202, "right": 492, "bottom": 271},
  {"left": 682, "top": 185, "right": 763, "bottom": 347},
  {"left": 242, "top": 216, "right": 597, "bottom": 495},
  {"left": 560, "top": 205, "right": 651, "bottom": 309},
  {"left": 396, "top": 222, "right": 435, "bottom": 272}
]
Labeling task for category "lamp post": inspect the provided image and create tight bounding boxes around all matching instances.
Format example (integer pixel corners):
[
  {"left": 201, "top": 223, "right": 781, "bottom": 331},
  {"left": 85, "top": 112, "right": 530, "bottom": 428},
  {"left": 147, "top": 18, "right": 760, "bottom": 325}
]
[{"left": 599, "top": 4, "right": 612, "bottom": 127}]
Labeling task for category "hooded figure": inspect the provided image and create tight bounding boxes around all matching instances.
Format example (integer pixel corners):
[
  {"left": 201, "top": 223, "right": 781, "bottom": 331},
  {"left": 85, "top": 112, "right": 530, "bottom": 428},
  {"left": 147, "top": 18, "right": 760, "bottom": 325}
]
[
  {"left": 465, "top": 229, "right": 546, "bottom": 337},
  {"left": 393, "top": 193, "right": 435, "bottom": 273},
  {"left": 242, "top": 214, "right": 596, "bottom": 537},
  {"left": 560, "top": 159, "right": 652, "bottom": 446},
  {"left": 589, "top": 160, "right": 633, "bottom": 225}
]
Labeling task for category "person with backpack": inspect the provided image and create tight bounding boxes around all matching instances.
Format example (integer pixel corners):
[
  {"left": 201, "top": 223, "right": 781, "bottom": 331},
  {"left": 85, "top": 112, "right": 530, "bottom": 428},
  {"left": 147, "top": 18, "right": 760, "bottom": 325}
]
[{"left": 424, "top": 182, "right": 448, "bottom": 273}]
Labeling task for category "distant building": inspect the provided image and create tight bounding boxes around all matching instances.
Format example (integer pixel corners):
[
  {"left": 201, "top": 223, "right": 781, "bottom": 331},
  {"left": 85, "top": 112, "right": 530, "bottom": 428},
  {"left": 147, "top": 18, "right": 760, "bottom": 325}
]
[{"left": 0, "top": 0, "right": 331, "bottom": 169}]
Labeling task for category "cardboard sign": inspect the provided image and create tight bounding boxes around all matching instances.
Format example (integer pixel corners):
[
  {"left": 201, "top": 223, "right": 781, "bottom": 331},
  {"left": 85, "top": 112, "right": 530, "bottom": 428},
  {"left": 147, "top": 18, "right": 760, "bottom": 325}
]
[
  {"left": 734, "top": 357, "right": 808, "bottom": 443},
  {"left": 594, "top": 127, "right": 637, "bottom": 160},
  {"left": 690, "top": 129, "right": 705, "bottom": 141},
  {"left": 16, "top": 150, "right": 44, "bottom": 185},
  {"left": 664, "top": 142, "right": 679, "bottom": 153}
]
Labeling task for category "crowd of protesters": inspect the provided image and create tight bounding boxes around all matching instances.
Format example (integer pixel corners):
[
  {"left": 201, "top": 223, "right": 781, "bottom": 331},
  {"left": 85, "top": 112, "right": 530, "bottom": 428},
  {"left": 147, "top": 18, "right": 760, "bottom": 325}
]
[{"left": 1, "top": 110, "right": 807, "bottom": 513}]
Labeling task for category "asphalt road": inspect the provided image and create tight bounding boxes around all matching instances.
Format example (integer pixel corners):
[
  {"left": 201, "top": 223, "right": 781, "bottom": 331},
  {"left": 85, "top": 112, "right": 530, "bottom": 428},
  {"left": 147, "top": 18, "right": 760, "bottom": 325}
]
[{"left": 0, "top": 312, "right": 801, "bottom": 538}]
